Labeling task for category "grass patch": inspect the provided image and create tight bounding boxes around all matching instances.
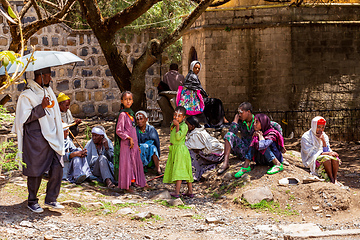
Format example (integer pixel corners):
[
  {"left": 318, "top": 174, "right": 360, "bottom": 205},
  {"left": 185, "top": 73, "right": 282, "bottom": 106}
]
[
  {"left": 191, "top": 214, "right": 204, "bottom": 220},
  {"left": 152, "top": 214, "right": 163, "bottom": 221},
  {"left": 154, "top": 199, "right": 192, "bottom": 209},
  {"left": 212, "top": 192, "right": 220, "bottom": 199},
  {"left": 240, "top": 199, "right": 299, "bottom": 216}
]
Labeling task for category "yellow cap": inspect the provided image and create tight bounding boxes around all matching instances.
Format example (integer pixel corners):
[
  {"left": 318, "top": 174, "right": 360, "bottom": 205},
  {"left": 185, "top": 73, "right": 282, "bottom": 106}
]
[{"left": 57, "top": 92, "right": 70, "bottom": 103}]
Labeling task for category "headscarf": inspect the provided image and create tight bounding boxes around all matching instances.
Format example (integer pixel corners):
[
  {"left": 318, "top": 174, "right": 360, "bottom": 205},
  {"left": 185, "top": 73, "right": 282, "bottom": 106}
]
[
  {"left": 250, "top": 113, "right": 284, "bottom": 154},
  {"left": 135, "top": 111, "right": 148, "bottom": 119},
  {"left": 183, "top": 60, "right": 208, "bottom": 97},
  {"left": 301, "top": 116, "right": 330, "bottom": 175},
  {"left": 57, "top": 92, "right": 70, "bottom": 103}
]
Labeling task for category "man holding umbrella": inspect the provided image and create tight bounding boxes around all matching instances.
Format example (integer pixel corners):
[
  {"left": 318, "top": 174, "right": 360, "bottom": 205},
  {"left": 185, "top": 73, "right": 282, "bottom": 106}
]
[{"left": 13, "top": 67, "right": 65, "bottom": 213}]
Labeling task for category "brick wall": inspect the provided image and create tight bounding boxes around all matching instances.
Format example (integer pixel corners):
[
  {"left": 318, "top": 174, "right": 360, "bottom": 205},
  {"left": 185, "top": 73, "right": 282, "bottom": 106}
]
[
  {"left": 182, "top": 5, "right": 360, "bottom": 118},
  {"left": 0, "top": 3, "right": 164, "bottom": 121}
]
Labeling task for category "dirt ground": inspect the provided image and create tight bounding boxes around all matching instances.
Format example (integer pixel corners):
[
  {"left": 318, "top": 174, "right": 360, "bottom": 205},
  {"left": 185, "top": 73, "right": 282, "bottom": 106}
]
[{"left": 1, "top": 119, "right": 360, "bottom": 239}]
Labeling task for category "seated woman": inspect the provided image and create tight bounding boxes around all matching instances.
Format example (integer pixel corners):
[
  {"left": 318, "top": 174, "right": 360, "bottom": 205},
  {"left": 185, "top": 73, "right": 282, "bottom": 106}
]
[
  {"left": 177, "top": 60, "right": 228, "bottom": 127},
  {"left": 63, "top": 123, "right": 91, "bottom": 184},
  {"left": 135, "top": 111, "right": 161, "bottom": 175},
  {"left": 301, "top": 116, "right": 341, "bottom": 184},
  {"left": 185, "top": 116, "right": 224, "bottom": 181},
  {"left": 235, "top": 113, "right": 285, "bottom": 178}
]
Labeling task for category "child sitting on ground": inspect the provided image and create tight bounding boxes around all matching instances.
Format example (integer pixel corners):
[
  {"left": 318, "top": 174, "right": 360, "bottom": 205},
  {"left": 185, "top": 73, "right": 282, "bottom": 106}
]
[{"left": 163, "top": 106, "right": 194, "bottom": 198}]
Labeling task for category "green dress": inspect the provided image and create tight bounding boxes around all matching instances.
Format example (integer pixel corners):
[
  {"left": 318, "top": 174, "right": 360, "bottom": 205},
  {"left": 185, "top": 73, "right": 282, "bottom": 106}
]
[{"left": 163, "top": 121, "right": 194, "bottom": 183}]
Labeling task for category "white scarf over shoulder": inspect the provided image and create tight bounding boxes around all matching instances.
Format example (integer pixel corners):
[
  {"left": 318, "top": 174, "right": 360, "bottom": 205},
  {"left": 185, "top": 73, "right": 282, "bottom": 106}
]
[
  {"left": 12, "top": 79, "right": 64, "bottom": 159},
  {"left": 301, "top": 116, "right": 331, "bottom": 175},
  {"left": 185, "top": 126, "right": 224, "bottom": 155}
]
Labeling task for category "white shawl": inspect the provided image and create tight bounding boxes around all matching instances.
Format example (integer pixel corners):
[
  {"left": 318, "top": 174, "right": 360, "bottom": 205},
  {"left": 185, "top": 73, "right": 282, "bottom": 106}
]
[
  {"left": 301, "top": 116, "right": 331, "bottom": 175},
  {"left": 12, "top": 79, "right": 64, "bottom": 159},
  {"left": 61, "top": 109, "right": 74, "bottom": 124},
  {"left": 185, "top": 126, "right": 224, "bottom": 155}
]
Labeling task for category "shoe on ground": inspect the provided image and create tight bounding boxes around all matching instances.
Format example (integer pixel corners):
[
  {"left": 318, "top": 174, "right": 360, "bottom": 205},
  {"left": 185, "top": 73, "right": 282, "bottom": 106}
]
[
  {"left": 45, "top": 201, "right": 64, "bottom": 209},
  {"left": 75, "top": 174, "right": 87, "bottom": 184},
  {"left": 234, "top": 166, "right": 251, "bottom": 178},
  {"left": 28, "top": 203, "right": 44, "bottom": 213},
  {"left": 267, "top": 164, "right": 284, "bottom": 175}
]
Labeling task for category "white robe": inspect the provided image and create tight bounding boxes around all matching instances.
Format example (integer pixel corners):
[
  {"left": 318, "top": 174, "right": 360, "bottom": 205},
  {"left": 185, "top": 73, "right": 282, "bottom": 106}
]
[
  {"left": 301, "top": 116, "right": 331, "bottom": 175},
  {"left": 185, "top": 126, "right": 224, "bottom": 155}
]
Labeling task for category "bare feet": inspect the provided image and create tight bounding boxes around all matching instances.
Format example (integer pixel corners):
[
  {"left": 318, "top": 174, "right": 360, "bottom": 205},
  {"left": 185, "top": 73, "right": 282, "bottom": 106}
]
[{"left": 105, "top": 178, "right": 115, "bottom": 188}]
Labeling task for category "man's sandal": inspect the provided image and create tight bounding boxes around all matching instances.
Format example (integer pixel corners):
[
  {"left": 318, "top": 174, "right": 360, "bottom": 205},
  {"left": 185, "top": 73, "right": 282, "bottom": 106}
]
[
  {"left": 267, "top": 164, "right": 284, "bottom": 175},
  {"left": 234, "top": 166, "right": 251, "bottom": 178}
]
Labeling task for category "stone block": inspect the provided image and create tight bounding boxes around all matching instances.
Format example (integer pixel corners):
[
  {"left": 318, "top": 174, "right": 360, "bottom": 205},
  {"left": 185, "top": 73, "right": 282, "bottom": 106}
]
[
  {"left": 67, "top": 38, "right": 76, "bottom": 46},
  {"left": 80, "top": 47, "right": 89, "bottom": 56},
  {"left": 85, "top": 79, "right": 98, "bottom": 89},
  {"left": 73, "top": 79, "right": 81, "bottom": 89},
  {"left": 23, "top": 16, "right": 36, "bottom": 24},
  {"left": 105, "top": 69, "right": 112, "bottom": 76},
  {"left": 3, "top": 26, "right": 9, "bottom": 34},
  {"left": 88, "top": 92, "right": 92, "bottom": 100},
  {"left": 242, "top": 187, "right": 273, "bottom": 205},
  {"left": 105, "top": 92, "right": 115, "bottom": 100},
  {"left": 152, "top": 77, "right": 160, "bottom": 87},
  {"left": 112, "top": 102, "right": 120, "bottom": 113},
  {"left": 70, "top": 103, "right": 80, "bottom": 114},
  {"left": 102, "top": 79, "right": 110, "bottom": 88},
  {"left": 52, "top": 37, "right": 59, "bottom": 46},
  {"left": 75, "top": 91, "right": 86, "bottom": 102},
  {"left": 67, "top": 69, "right": 73, "bottom": 77},
  {"left": 82, "top": 70, "right": 93, "bottom": 77},
  {"left": 30, "top": 37, "right": 38, "bottom": 45},
  {"left": 82, "top": 103, "right": 95, "bottom": 114},
  {"left": 147, "top": 68, "right": 154, "bottom": 75},
  {"left": 56, "top": 80, "right": 69, "bottom": 91},
  {"left": 98, "top": 104, "right": 108, "bottom": 114},
  {"left": 92, "top": 47, "right": 98, "bottom": 54},
  {"left": 98, "top": 56, "right": 107, "bottom": 65},
  {"left": 79, "top": 34, "right": 84, "bottom": 45},
  {"left": 42, "top": 37, "right": 48, "bottom": 46},
  {"left": 94, "top": 91, "right": 103, "bottom": 101}
]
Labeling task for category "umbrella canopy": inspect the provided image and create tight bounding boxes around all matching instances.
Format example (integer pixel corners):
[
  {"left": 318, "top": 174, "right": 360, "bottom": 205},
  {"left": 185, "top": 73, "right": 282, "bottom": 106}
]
[{"left": 0, "top": 51, "right": 84, "bottom": 75}]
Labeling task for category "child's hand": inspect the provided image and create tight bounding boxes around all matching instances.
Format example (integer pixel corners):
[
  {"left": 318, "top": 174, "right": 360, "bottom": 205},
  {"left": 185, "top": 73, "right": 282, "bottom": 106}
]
[
  {"left": 172, "top": 119, "right": 179, "bottom": 126},
  {"left": 128, "top": 137, "right": 134, "bottom": 149}
]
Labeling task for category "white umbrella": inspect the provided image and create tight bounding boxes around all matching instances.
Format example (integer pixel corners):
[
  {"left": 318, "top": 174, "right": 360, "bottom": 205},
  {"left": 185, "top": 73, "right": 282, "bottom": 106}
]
[{"left": 0, "top": 51, "right": 84, "bottom": 75}]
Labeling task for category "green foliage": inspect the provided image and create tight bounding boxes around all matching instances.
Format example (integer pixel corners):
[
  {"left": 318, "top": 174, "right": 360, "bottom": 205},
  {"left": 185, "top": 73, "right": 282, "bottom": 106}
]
[
  {"left": 0, "top": 51, "right": 23, "bottom": 69},
  {"left": 0, "top": 140, "right": 23, "bottom": 172},
  {"left": 191, "top": 214, "right": 204, "bottom": 220},
  {"left": 240, "top": 199, "right": 299, "bottom": 216},
  {"left": 154, "top": 199, "right": 192, "bottom": 209},
  {"left": 0, "top": 105, "right": 14, "bottom": 122}
]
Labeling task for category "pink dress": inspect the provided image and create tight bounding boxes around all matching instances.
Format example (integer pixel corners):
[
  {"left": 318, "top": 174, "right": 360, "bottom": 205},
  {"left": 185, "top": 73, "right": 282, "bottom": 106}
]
[{"left": 116, "top": 112, "right": 146, "bottom": 189}]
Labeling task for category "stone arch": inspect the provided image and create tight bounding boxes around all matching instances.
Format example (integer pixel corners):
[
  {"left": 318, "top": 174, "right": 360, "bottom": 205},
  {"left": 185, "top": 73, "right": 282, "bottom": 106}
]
[{"left": 188, "top": 46, "right": 198, "bottom": 70}]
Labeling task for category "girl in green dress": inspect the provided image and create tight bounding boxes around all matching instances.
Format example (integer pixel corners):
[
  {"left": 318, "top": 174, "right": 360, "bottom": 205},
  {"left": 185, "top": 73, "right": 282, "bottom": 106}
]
[{"left": 163, "top": 106, "right": 194, "bottom": 198}]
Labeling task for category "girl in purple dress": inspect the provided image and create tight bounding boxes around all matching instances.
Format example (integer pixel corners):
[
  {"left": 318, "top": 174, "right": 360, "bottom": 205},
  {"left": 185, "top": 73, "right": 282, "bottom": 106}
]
[{"left": 115, "top": 91, "right": 146, "bottom": 192}]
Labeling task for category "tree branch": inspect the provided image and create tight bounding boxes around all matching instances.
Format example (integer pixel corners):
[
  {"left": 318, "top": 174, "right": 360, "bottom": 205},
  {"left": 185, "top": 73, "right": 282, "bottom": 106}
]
[
  {"left": 160, "top": 0, "right": 214, "bottom": 50},
  {"left": 104, "top": 0, "right": 161, "bottom": 34},
  {"left": 78, "top": 0, "right": 104, "bottom": 32},
  {"left": 19, "top": 1, "right": 32, "bottom": 19},
  {"left": 30, "top": 0, "right": 43, "bottom": 20},
  {"left": 41, "top": 0, "right": 62, "bottom": 11},
  {"left": 191, "top": 0, "right": 230, "bottom": 6}
]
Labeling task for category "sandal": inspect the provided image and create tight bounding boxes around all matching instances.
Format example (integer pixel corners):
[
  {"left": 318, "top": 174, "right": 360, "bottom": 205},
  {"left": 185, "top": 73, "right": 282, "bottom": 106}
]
[
  {"left": 105, "top": 178, "right": 115, "bottom": 188},
  {"left": 267, "top": 164, "right": 284, "bottom": 175},
  {"left": 234, "top": 166, "right": 251, "bottom": 178},
  {"left": 170, "top": 192, "right": 180, "bottom": 198},
  {"left": 182, "top": 193, "right": 194, "bottom": 198},
  {"left": 217, "top": 166, "right": 229, "bottom": 175}
]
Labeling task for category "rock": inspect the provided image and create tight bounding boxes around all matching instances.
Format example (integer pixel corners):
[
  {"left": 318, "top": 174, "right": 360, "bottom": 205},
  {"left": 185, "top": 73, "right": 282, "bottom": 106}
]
[
  {"left": 242, "top": 187, "right": 273, "bottom": 205},
  {"left": 278, "top": 177, "right": 300, "bottom": 186},
  {"left": 103, "top": 209, "right": 111, "bottom": 214},
  {"left": 312, "top": 206, "right": 320, "bottom": 211},
  {"left": 151, "top": 190, "right": 171, "bottom": 200},
  {"left": 133, "top": 212, "right": 153, "bottom": 220},
  {"left": 117, "top": 207, "right": 135, "bottom": 215},
  {"left": 223, "top": 172, "right": 233, "bottom": 181},
  {"left": 85, "top": 202, "right": 104, "bottom": 208},
  {"left": 181, "top": 213, "right": 194, "bottom": 218},
  {"left": 20, "top": 220, "right": 33, "bottom": 228},
  {"left": 279, "top": 223, "right": 322, "bottom": 234},
  {"left": 43, "top": 224, "right": 59, "bottom": 230},
  {"left": 166, "top": 198, "right": 184, "bottom": 206},
  {"left": 205, "top": 217, "right": 224, "bottom": 224},
  {"left": 326, "top": 214, "right": 331, "bottom": 218},
  {"left": 44, "top": 235, "right": 53, "bottom": 240},
  {"left": 61, "top": 200, "right": 82, "bottom": 208},
  {"left": 111, "top": 199, "right": 126, "bottom": 205}
]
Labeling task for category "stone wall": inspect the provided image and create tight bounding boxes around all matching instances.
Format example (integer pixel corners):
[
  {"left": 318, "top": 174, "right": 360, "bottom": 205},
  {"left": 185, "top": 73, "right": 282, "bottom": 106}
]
[
  {"left": 0, "top": 3, "right": 164, "bottom": 121},
  {"left": 182, "top": 4, "right": 360, "bottom": 116}
]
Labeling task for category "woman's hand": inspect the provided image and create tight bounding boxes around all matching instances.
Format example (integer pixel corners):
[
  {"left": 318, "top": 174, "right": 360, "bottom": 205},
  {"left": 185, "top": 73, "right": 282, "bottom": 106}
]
[
  {"left": 102, "top": 138, "right": 109, "bottom": 151},
  {"left": 128, "top": 137, "right": 134, "bottom": 149},
  {"left": 319, "top": 134, "right": 327, "bottom": 147},
  {"left": 233, "top": 114, "right": 239, "bottom": 124}
]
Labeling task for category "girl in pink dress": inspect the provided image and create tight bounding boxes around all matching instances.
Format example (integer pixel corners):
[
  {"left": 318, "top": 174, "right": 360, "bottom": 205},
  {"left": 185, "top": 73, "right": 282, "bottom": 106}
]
[{"left": 115, "top": 91, "right": 146, "bottom": 191}]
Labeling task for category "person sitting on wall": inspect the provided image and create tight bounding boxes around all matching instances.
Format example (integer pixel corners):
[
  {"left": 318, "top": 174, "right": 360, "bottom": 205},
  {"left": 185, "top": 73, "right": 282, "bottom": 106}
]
[
  {"left": 85, "top": 126, "right": 116, "bottom": 188},
  {"left": 57, "top": 92, "right": 81, "bottom": 137},
  {"left": 158, "top": 63, "right": 185, "bottom": 92},
  {"left": 185, "top": 116, "right": 224, "bottom": 181},
  {"left": 135, "top": 110, "right": 162, "bottom": 175},
  {"left": 234, "top": 113, "right": 286, "bottom": 178},
  {"left": 63, "top": 123, "right": 91, "bottom": 184},
  {"left": 301, "top": 116, "right": 341, "bottom": 184}
]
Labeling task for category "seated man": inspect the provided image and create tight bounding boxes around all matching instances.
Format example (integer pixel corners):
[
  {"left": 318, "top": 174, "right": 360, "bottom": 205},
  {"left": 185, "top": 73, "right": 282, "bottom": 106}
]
[
  {"left": 57, "top": 92, "right": 81, "bottom": 137},
  {"left": 85, "top": 126, "right": 116, "bottom": 188},
  {"left": 63, "top": 123, "right": 91, "bottom": 184},
  {"left": 301, "top": 116, "right": 341, "bottom": 184},
  {"left": 135, "top": 111, "right": 161, "bottom": 175},
  {"left": 218, "top": 102, "right": 255, "bottom": 174},
  {"left": 159, "top": 63, "right": 185, "bottom": 92}
]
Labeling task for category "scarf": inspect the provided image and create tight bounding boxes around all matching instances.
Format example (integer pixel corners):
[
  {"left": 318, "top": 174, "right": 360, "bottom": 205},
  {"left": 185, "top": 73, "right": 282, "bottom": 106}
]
[
  {"left": 183, "top": 60, "right": 208, "bottom": 97},
  {"left": 250, "top": 113, "right": 284, "bottom": 155},
  {"left": 12, "top": 79, "right": 64, "bottom": 159}
]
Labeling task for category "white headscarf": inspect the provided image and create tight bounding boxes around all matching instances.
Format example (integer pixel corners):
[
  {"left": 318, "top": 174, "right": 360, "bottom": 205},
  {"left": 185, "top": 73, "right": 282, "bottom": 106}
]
[
  {"left": 190, "top": 60, "right": 201, "bottom": 74},
  {"left": 91, "top": 126, "right": 106, "bottom": 137},
  {"left": 301, "top": 116, "right": 330, "bottom": 175},
  {"left": 135, "top": 111, "right": 148, "bottom": 119},
  {"left": 12, "top": 79, "right": 64, "bottom": 159}
]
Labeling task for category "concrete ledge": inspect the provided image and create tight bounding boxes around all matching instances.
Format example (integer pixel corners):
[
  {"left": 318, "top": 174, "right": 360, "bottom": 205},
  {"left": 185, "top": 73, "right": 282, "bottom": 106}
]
[{"left": 284, "top": 229, "right": 360, "bottom": 240}]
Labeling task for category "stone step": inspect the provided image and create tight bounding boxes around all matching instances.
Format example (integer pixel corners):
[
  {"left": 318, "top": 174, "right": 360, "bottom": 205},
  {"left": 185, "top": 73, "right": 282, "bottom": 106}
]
[{"left": 284, "top": 229, "right": 360, "bottom": 240}]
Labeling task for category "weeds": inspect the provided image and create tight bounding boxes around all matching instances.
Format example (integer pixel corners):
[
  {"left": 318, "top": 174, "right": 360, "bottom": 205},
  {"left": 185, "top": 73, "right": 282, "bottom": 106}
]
[
  {"left": 240, "top": 198, "right": 299, "bottom": 216},
  {"left": 154, "top": 199, "right": 192, "bottom": 209},
  {"left": 191, "top": 214, "right": 204, "bottom": 220}
]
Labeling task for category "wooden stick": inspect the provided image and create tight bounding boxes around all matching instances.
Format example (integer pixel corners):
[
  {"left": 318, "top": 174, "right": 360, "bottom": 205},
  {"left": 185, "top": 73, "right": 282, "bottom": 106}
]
[
  {"left": 146, "top": 174, "right": 164, "bottom": 182},
  {"left": 68, "top": 129, "right": 84, "bottom": 150}
]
